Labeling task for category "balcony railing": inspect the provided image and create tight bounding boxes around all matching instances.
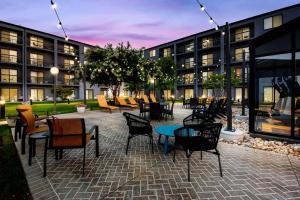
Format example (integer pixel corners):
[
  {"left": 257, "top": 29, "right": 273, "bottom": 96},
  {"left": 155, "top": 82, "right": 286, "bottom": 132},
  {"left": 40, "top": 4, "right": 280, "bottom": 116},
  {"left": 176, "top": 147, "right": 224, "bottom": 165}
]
[
  {"left": 176, "top": 45, "right": 194, "bottom": 54},
  {"left": 28, "top": 42, "right": 54, "bottom": 51},
  {"left": 58, "top": 48, "right": 77, "bottom": 56},
  {"left": 0, "top": 32, "right": 21, "bottom": 44},
  {"left": 0, "top": 54, "right": 21, "bottom": 64},
  {"left": 180, "top": 62, "right": 194, "bottom": 69},
  {"left": 30, "top": 77, "right": 44, "bottom": 84},
  {"left": 201, "top": 57, "right": 219, "bottom": 66},
  {"left": 178, "top": 77, "right": 194, "bottom": 85},
  {"left": 27, "top": 58, "right": 53, "bottom": 67}
]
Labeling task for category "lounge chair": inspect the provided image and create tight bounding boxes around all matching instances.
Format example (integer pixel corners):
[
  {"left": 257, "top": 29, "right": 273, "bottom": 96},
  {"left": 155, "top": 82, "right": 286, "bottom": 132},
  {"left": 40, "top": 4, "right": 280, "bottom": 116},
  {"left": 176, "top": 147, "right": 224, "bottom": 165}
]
[
  {"left": 128, "top": 96, "right": 138, "bottom": 106},
  {"left": 97, "top": 95, "right": 119, "bottom": 113},
  {"left": 150, "top": 94, "right": 157, "bottom": 103},
  {"left": 143, "top": 95, "right": 150, "bottom": 104},
  {"left": 116, "top": 96, "right": 138, "bottom": 109}
]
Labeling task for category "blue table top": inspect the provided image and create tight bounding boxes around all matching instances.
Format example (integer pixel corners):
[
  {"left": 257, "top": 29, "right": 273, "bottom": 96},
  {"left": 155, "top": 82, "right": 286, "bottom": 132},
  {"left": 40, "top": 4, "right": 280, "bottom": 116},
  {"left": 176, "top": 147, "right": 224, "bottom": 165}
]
[{"left": 155, "top": 124, "right": 182, "bottom": 137}]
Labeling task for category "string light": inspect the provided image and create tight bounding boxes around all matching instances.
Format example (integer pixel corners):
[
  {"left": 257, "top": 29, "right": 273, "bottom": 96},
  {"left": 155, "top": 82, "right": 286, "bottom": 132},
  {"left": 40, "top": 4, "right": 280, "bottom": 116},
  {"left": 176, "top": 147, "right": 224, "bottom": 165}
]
[
  {"left": 195, "top": 0, "right": 220, "bottom": 31},
  {"left": 50, "top": 0, "right": 69, "bottom": 41}
]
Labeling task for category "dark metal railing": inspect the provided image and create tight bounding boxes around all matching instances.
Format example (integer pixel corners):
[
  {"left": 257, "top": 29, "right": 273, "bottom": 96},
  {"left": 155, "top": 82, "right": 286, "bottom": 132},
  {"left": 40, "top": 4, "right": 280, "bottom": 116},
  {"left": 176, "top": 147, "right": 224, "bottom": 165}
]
[
  {"left": 0, "top": 54, "right": 21, "bottom": 63},
  {"left": 30, "top": 77, "right": 44, "bottom": 84},
  {"left": 176, "top": 44, "right": 194, "bottom": 54}
]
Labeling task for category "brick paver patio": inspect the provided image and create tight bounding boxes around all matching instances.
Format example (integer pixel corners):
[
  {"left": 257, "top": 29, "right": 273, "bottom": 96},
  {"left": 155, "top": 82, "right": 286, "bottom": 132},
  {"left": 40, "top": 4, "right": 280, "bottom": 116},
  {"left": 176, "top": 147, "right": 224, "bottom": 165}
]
[{"left": 13, "top": 105, "right": 300, "bottom": 200}]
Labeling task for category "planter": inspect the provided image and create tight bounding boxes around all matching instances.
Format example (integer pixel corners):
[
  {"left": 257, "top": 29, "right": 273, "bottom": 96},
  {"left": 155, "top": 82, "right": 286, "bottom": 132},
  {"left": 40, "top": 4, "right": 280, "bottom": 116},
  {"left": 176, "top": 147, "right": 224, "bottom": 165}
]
[
  {"left": 6, "top": 117, "right": 16, "bottom": 127},
  {"left": 77, "top": 107, "right": 86, "bottom": 113}
]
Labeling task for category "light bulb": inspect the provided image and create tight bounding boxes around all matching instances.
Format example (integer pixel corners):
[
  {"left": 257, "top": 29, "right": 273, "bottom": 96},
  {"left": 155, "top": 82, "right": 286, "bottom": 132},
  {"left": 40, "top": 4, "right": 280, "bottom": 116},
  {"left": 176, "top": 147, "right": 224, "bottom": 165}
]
[
  {"left": 51, "top": 0, "right": 57, "bottom": 9},
  {"left": 200, "top": 4, "right": 205, "bottom": 11},
  {"left": 215, "top": 26, "right": 219, "bottom": 31},
  {"left": 57, "top": 22, "right": 62, "bottom": 29},
  {"left": 65, "top": 36, "right": 69, "bottom": 41},
  {"left": 209, "top": 18, "right": 214, "bottom": 23}
]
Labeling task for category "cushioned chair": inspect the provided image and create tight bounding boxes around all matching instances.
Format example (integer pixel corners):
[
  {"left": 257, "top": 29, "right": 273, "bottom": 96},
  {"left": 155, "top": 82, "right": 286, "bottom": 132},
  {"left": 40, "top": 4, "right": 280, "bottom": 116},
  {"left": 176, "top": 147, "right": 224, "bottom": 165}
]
[
  {"left": 97, "top": 95, "right": 119, "bottom": 113},
  {"left": 173, "top": 123, "right": 223, "bottom": 181},
  {"left": 116, "top": 96, "right": 138, "bottom": 109},
  {"left": 44, "top": 118, "right": 99, "bottom": 176},
  {"left": 19, "top": 110, "right": 49, "bottom": 155},
  {"left": 150, "top": 94, "right": 157, "bottom": 103},
  {"left": 128, "top": 96, "right": 138, "bottom": 106},
  {"left": 123, "top": 112, "right": 153, "bottom": 154},
  {"left": 143, "top": 95, "right": 150, "bottom": 104}
]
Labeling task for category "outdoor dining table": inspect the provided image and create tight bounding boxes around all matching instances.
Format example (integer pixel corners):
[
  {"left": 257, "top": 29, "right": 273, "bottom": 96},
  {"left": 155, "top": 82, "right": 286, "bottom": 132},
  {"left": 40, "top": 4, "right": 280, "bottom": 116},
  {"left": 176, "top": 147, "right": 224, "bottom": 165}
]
[{"left": 154, "top": 124, "right": 182, "bottom": 155}]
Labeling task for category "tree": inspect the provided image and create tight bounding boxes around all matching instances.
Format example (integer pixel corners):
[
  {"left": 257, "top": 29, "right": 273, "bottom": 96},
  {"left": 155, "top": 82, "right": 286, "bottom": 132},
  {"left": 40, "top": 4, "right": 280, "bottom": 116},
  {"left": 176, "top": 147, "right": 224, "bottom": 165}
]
[
  {"left": 202, "top": 68, "right": 241, "bottom": 98},
  {"left": 154, "top": 57, "right": 177, "bottom": 93},
  {"left": 55, "top": 87, "right": 74, "bottom": 99}
]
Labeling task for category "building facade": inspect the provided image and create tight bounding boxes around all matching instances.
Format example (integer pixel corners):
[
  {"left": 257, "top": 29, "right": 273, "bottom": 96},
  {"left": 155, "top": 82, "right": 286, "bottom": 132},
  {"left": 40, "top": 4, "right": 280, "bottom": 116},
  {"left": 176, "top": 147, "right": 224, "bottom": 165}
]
[
  {"left": 144, "top": 4, "right": 300, "bottom": 101},
  {"left": 0, "top": 21, "right": 101, "bottom": 102}
]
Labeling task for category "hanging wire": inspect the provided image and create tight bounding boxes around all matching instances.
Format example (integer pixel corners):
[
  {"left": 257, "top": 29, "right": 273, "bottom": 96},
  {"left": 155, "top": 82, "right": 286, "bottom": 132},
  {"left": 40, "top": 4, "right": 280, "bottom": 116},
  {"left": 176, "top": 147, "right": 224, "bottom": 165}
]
[
  {"left": 195, "top": 0, "right": 220, "bottom": 30},
  {"left": 50, "top": 0, "right": 69, "bottom": 41}
]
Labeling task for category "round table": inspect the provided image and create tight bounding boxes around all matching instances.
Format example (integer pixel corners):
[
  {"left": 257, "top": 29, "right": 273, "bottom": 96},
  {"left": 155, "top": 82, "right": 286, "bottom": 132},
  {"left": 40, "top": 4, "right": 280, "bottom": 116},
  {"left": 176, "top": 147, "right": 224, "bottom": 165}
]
[{"left": 155, "top": 124, "right": 182, "bottom": 155}]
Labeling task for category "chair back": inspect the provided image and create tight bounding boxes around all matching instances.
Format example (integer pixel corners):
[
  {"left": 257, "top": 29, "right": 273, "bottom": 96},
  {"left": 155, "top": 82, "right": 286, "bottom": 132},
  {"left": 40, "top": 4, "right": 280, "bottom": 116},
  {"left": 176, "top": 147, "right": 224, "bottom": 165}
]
[
  {"left": 19, "top": 110, "right": 36, "bottom": 133},
  {"left": 47, "top": 118, "right": 86, "bottom": 148},
  {"left": 123, "top": 112, "right": 151, "bottom": 135},
  {"left": 16, "top": 104, "right": 32, "bottom": 114},
  {"left": 116, "top": 96, "right": 128, "bottom": 106},
  {"left": 189, "top": 98, "right": 198, "bottom": 109},
  {"left": 150, "top": 102, "right": 161, "bottom": 119},
  {"left": 97, "top": 95, "right": 109, "bottom": 107},
  {"left": 174, "top": 123, "right": 222, "bottom": 152},
  {"left": 143, "top": 95, "right": 150, "bottom": 104},
  {"left": 128, "top": 96, "right": 137, "bottom": 105},
  {"left": 150, "top": 94, "right": 156, "bottom": 103},
  {"left": 170, "top": 99, "right": 175, "bottom": 113}
]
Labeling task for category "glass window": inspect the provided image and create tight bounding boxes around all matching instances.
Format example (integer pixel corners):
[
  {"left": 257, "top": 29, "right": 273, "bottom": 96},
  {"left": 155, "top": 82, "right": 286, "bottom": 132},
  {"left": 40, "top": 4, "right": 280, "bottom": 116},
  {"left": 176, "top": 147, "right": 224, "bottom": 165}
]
[
  {"left": 184, "top": 89, "right": 194, "bottom": 99},
  {"left": 64, "top": 44, "right": 75, "bottom": 55},
  {"left": 254, "top": 53, "right": 291, "bottom": 136},
  {"left": 202, "top": 37, "right": 213, "bottom": 48},
  {"left": 64, "top": 59, "right": 75, "bottom": 68},
  {"left": 1, "top": 49, "right": 18, "bottom": 63},
  {"left": 64, "top": 74, "right": 75, "bottom": 85},
  {"left": 149, "top": 49, "right": 156, "bottom": 57},
  {"left": 86, "top": 89, "right": 94, "bottom": 99},
  {"left": 1, "top": 31, "right": 17, "bottom": 43},
  {"left": 163, "top": 90, "right": 172, "bottom": 100},
  {"left": 264, "top": 15, "right": 282, "bottom": 30},
  {"left": 183, "top": 73, "right": 194, "bottom": 84},
  {"left": 30, "top": 71, "right": 43, "bottom": 84},
  {"left": 202, "top": 54, "right": 213, "bottom": 66},
  {"left": 30, "top": 36, "right": 44, "bottom": 48},
  {"left": 1, "top": 88, "right": 18, "bottom": 102},
  {"left": 183, "top": 57, "right": 194, "bottom": 68},
  {"left": 235, "top": 47, "right": 249, "bottom": 62},
  {"left": 185, "top": 43, "right": 194, "bottom": 52},
  {"left": 30, "top": 88, "right": 44, "bottom": 101},
  {"left": 1, "top": 69, "right": 17, "bottom": 83},
  {"left": 235, "top": 27, "right": 250, "bottom": 41},
  {"left": 202, "top": 71, "right": 213, "bottom": 82},
  {"left": 163, "top": 48, "right": 172, "bottom": 57},
  {"left": 296, "top": 52, "right": 300, "bottom": 136},
  {"left": 30, "top": 53, "right": 43, "bottom": 66}
]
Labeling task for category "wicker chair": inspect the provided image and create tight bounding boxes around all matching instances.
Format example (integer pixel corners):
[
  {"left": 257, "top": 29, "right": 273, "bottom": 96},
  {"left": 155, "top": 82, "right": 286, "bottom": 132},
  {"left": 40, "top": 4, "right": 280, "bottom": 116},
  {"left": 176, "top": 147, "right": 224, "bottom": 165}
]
[
  {"left": 162, "top": 99, "right": 175, "bottom": 119},
  {"left": 44, "top": 118, "right": 99, "bottom": 176},
  {"left": 123, "top": 112, "right": 153, "bottom": 154},
  {"left": 173, "top": 123, "right": 223, "bottom": 181},
  {"left": 189, "top": 98, "right": 198, "bottom": 109},
  {"left": 139, "top": 102, "right": 150, "bottom": 118}
]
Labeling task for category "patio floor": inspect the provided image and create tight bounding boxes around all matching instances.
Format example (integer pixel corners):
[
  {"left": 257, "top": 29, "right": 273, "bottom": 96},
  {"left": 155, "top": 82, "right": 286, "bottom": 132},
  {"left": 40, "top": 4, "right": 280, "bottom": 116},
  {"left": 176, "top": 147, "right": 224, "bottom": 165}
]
[{"left": 13, "top": 105, "right": 300, "bottom": 200}]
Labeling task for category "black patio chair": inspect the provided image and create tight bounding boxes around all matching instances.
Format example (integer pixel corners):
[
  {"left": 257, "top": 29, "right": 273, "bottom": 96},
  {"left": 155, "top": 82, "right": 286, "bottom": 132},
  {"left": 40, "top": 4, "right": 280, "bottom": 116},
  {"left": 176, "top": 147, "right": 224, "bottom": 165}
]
[
  {"left": 189, "top": 98, "right": 198, "bottom": 109},
  {"left": 183, "top": 108, "right": 214, "bottom": 128},
  {"left": 123, "top": 112, "right": 153, "bottom": 154},
  {"left": 173, "top": 123, "right": 223, "bottom": 181},
  {"left": 162, "top": 99, "right": 175, "bottom": 119},
  {"left": 149, "top": 102, "right": 162, "bottom": 120},
  {"left": 182, "top": 98, "right": 190, "bottom": 108},
  {"left": 139, "top": 102, "right": 150, "bottom": 118}
]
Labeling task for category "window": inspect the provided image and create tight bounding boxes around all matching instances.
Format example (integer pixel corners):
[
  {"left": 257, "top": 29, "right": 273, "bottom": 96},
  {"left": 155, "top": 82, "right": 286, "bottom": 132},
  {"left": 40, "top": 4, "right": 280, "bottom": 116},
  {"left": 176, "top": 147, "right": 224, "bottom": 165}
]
[
  {"left": 235, "top": 27, "right": 250, "bottom": 41},
  {"left": 64, "top": 44, "right": 75, "bottom": 55},
  {"left": 64, "top": 59, "right": 75, "bottom": 68},
  {"left": 202, "top": 88, "right": 213, "bottom": 98},
  {"left": 1, "top": 69, "right": 17, "bottom": 83},
  {"left": 264, "top": 15, "right": 282, "bottom": 30},
  {"left": 183, "top": 57, "right": 194, "bottom": 68},
  {"left": 1, "top": 88, "right": 18, "bottom": 101},
  {"left": 163, "top": 48, "right": 172, "bottom": 57},
  {"left": 1, "top": 49, "right": 17, "bottom": 63},
  {"left": 185, "top": 43, "right": 194, "bottom": 52},
  {"left": 184, "top": 89, "right": 194, "bottom": 99},
  {"left": 30, "top": 88, "right": 44, "bottom": 101},
  {"left": 1, "top": 31, "right": 17, "bottom": 43},
  {"left": 86, "top": 89, "right": 94, "bottom": 99},
  {"left": 30, "top": 36, "right": 44, "bottom": 48},
  {"left": 30, "top": 71, "right": 43, "bottom": 84},
  {"left": 84, "top": 47, "right": 90, "bottom": 53},
  {"left": 183, "top": 73, "right": 194, "bottom": 84},
  {"left": 30, "top": 53, "right": 43, "bottom": 66},
  {"left": 202, "top": 54, "right": 213, "bottom": 66},
  {"left": 64, "top": 74, "right": 75, "bottom": 85},
  {"left": 202, "top": 37, "right": 213, "bottom": 48},
  {"left": 202, "top": 71, "right": 213, "bottom": 82},
  {"left": 235, "top": 47, "right": 249, "bottom": 62},
  {"left": 149, "top": 49, "right": 156, "bottom": 57},
  {"left": 235, "top": 88, "right": 242, "bottom": 102},
  {"left": 163, "top": 90, "right": 172, "bottom": 100},
  {"left": 235, "top": 68, "right": 241, "bottom": 77}
]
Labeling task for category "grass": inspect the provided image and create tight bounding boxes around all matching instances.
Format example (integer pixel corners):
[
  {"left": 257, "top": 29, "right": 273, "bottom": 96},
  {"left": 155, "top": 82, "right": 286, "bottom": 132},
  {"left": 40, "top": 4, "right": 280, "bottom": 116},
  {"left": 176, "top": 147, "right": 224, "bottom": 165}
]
[
  {"left": 5, "top": 100, "right": 99, "bottom": 117},
  {"left": 0, "top": 125, "right": 33, "bottom": 200}
]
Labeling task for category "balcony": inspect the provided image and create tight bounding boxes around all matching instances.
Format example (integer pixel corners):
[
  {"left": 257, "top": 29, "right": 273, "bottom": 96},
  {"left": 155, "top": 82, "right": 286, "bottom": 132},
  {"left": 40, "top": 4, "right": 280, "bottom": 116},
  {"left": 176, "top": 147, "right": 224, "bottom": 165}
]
[
  {"left": 0, "top": 54, "right": 22, "bottom": 64},
  {"left": 179, "top": 62, "right": 195, "bottom": 69},
  {"left": 233, "top": 52, "right": 250, "bottom": 62},
  {"left": 28, "top": 42, "right": 54, "bottom": 51},
  {"left": 30, "top": 77, "right": 44, "bottom": 84},
  {"left": 200, "top": 57, "right": 219, "bottom": 67},
  {"left": 27, "top": 58, "right": 53, "bottom": 68},
  {"left": 232, "top": 30, "right": 252, "bottom": 43},
  {"left": 176, "top": 43, "right": 194, "bottom": 55},
  {"left": 58, "top": 48, "right": 77, "bottom": 56}
]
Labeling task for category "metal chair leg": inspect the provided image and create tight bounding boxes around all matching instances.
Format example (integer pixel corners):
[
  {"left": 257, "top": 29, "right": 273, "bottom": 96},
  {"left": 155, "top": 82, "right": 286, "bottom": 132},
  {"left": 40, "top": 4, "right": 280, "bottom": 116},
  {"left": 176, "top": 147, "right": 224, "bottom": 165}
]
[
  {"left": 151, "top": 136, "right": 154, "bottom": 154},
  {"left": 43, "top": 138, "right": 48, "bottom": 177},
  {"left": 125, "top": 137, "right": 131, "bottom": 155},
  {"left": 28, "top": 138, "right": 32, "bottom": 166},
  {"left": 82, "top": 147, "right": 86, "bottom": 175},
  {"left": 200, "top": 151, "right": 203, "bottom": 160},
  {"left": 217, "top": 151, "right": 223, "bottom": 177},
  {"left": 187, "top": 156, "right": 190, "bottom": 182},
  {"left": 21, "top": 129, "right": 26, "bottom": 154},
  {"left": 59, "top": 149, "right": 63, "bottom": 160},
  {"left": 95, "top": 126, "right": 99, "bottom": 157},
  {"left": 55, "top": 149, "right": 59, "bottom": 160},
  {"left": 173, "top": 148, "right": 176, "bottom": 163}
]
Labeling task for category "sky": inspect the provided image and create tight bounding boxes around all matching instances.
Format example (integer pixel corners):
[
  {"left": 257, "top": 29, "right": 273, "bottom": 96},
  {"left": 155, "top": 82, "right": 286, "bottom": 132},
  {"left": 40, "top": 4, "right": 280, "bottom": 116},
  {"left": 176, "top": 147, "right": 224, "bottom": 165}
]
[{"left": 0, "top": 0, "right": 299, "bottom": 48}]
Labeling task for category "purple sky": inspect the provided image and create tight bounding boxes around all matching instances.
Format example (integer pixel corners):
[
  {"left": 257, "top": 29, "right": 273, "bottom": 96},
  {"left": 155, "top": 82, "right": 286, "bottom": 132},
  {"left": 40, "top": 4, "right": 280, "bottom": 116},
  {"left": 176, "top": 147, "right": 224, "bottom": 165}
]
[{"left": 1, "top": 0, "right": 299, "bottom": 48}]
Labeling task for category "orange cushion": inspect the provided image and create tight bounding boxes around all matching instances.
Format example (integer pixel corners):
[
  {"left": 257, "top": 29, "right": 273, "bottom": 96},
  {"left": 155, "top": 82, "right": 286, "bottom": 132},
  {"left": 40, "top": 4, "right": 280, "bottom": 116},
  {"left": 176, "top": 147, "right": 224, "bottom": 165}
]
[{"left": 52, "top": 133, "right": 91, "bottom": 147}]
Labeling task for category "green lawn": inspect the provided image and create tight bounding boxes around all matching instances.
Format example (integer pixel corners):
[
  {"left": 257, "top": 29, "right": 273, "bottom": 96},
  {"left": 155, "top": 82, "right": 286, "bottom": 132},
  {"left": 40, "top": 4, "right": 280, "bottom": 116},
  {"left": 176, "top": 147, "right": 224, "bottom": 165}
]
[
  {"left": 0, "top": 125, "right": 33, "bottom": 200},
  {"left": 4, "top": 100, "right": 99, "bottom": 117}
]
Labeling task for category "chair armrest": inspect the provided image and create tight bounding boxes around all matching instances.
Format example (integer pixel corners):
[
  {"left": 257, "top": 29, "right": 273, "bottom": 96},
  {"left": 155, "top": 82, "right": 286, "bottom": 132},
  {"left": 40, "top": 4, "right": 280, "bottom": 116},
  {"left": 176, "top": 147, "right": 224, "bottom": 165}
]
[{"left": 87, "top": 125, "right": 99, "bottom": 138}]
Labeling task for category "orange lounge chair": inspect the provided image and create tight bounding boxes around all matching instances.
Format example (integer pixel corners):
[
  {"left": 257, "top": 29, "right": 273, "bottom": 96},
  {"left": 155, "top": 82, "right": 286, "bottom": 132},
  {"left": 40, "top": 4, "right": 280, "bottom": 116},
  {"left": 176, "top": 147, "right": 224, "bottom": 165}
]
[
  {"left": 150, "top": 94, "right": 157, "bottom": 103},
  {"left": 128, "top": 96, "right": 138, "bottom": 106},
  {"left": 143, "top": 95, "right": 150, "bottom": 104},
  {"left": 97, "top": 95, "right": 119, "bottom": 113},
  {"left": 116, "top": 96, "right": 138, "bottom": 109}
]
